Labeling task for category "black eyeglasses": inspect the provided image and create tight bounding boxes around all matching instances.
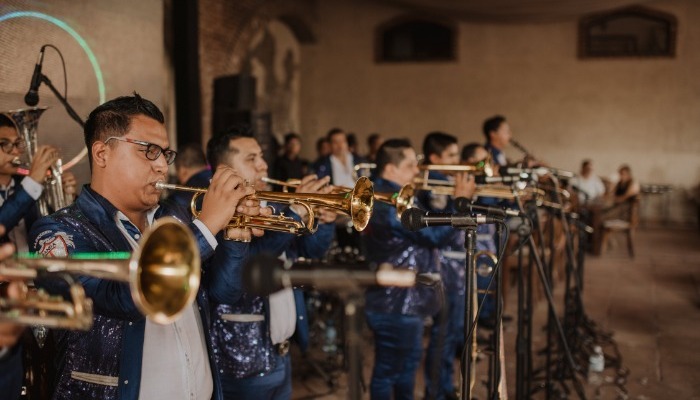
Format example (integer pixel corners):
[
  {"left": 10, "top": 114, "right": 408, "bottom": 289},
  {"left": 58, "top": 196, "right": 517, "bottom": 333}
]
[
  {"left": 0, "top": 139, "right": 26, "bottom": 154},
  {"left": 104, "top": 136, "right": 177, "bottom": 165}
]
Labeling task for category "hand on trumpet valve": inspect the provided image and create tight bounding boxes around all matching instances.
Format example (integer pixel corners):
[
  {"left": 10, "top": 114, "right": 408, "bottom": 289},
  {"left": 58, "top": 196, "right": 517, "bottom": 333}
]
[
  {"left": 0, "top": 233, "right": 25, "bottom": 349},
  {"left": 288, "top": 175, "right": 335, "bottom": 221},
  {"left": 198, "top": 166, "right": 256, "bottom": 237},
  {"left": 453, "top": 172, "right": 476, "bottom": 199},
  {"left": 28, "top": 145, "right": 60, "bottom": 182}
]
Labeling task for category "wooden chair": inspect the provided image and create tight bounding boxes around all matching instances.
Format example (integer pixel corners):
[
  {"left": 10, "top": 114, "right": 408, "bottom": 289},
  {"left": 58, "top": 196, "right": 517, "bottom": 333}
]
[{"left": 600, "top": 197, "right": 639, "bottom": 258}]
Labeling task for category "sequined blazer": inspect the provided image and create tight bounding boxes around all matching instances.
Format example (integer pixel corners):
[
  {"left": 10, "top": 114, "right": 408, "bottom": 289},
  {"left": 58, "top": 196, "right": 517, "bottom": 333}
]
[
  {"left": 363, "top": 177, "right": 455, "bottom": 317},
  {"left": 28, "top": 185, "right": 239, "bottom": 400}
]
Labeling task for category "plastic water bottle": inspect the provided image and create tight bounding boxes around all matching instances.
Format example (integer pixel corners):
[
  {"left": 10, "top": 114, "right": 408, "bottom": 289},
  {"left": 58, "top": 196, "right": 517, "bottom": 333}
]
[
  {"left": 588, "top": 345, "right": 605, "bottom": 384},
  {"left": 323, "top": 320, "right": 337, "bottom": 353}
]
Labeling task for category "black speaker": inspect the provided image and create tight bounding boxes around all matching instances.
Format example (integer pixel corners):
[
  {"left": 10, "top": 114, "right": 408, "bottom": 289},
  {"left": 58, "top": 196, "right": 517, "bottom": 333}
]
[{"left": 213, "top": 74, "right": 256, "bottom": 111}]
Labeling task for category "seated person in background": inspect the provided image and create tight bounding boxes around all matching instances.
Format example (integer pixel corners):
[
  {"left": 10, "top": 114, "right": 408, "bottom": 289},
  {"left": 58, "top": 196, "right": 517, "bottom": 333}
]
[
  {"left": 612, "top": 164, "right": 640, "bottom": 204},
  {"left": 0, "top": 229, "right": 24, "bottom": 400},
  {"left": 170, "top": 142, "right": 212, "bottom": 208},
  {"left": 312, "top": 128, "right": 366, "bottom": 187},
  {"left": 273, "top": 132, "right": 307, "bottom": 183},
  {"left": 570, "top": 159, "right": 606, "bottom": 205}
]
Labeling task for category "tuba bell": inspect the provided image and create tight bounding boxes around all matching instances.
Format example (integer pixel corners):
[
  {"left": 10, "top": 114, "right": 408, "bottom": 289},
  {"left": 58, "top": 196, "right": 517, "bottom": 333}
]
[{"left": 2, "top": 107, "right": 71, "bottom": 215}]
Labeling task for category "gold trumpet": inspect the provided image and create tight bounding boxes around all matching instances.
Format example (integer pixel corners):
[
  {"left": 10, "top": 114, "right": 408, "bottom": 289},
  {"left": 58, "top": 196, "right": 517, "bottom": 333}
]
[
  {"left": 0, "top": 217, "right": 200, "bottom": 329},
  {"left": 373, "top": 184, "right": 415, "bottom": 219},
  {"left": 157, "top": 176, "right": 375, "bottom": 233},
  {"left": 156, "top": 182, "right": 314, "bottom": 235}
]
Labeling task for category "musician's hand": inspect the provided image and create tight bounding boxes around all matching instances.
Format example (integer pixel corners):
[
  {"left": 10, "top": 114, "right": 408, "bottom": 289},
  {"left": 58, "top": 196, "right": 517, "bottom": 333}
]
[
  {"left": 316, "top": 207, "right": 338, "bottom": 224},
  {"left": 453, "top": 172, "right": 476, "bottom": 199},
  {"left": 289, "top": 175, "right": 331, "bottom": 219},
  {"left": 28, "top": 145, "right": 59, "bottom": 183},
  {"left": 0, "top": 241, "right": 24, "bottom": 349},
  {"left": 199, "top": 166, "right": 254, "bottom": 235},
  {"left": 235, "top": 198, "right": 270, "bottom": 238},
  {"left": 62, "top": 171, "right": 77, "bottom": 198}
]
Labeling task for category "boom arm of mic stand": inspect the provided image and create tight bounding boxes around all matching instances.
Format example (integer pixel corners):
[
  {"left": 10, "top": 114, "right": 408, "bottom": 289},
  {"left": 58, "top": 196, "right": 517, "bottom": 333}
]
[{"left": 40, "top": 74, "right": 85, "bottom": 128}]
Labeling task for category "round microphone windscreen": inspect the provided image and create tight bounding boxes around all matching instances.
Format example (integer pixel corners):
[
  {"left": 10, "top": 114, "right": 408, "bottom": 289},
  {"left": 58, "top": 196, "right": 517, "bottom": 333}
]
[{"left": 401, "top": 207, "right": 425, "bottom": 232}]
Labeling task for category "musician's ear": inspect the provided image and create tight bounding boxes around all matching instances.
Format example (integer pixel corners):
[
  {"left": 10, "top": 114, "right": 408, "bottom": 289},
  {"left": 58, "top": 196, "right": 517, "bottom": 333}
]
[{"left": 92, "top": 141, "right": 108, "bottom": 169}]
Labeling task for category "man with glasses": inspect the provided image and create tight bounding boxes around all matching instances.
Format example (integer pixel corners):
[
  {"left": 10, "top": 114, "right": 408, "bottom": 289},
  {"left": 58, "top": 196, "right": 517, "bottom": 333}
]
[
  {"left": 28, "top": 94, "right": 260, "bottom": 400},
  {"left": 0, "top": 114, "right": 72, "bottom": 251}
]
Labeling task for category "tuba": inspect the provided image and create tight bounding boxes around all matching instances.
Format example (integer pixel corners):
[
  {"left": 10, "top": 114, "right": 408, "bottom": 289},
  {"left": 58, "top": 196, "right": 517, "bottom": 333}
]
[
  {"left": 2, "top": 107, "right": 71, "bottom": 215},
  {"left": 0, "top": 217, "right": 200, "bottom": 329}
]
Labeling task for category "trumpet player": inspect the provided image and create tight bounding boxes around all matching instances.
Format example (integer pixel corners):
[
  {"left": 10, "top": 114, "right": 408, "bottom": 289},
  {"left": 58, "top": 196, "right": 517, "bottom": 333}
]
[
  {"left": 0, "top": 229, "right": 23, "bottom": 400},
  {"left": 482, "top": 115, "right": 512, "bottom": 167},
  {"left": 28, "top": 94, "right": 257, "bottom": 400},
  {"left": 205, "top": 127, "right": 336, "bottom": 400},
  {"left": 0, "top": 114, "right": 75, "bottom": 251},
  {"left": 417, "top": 132, "right": 477, "bottom": 400},
  {"left": 363, "top": 138, "right": 474, "bottom": 400}
]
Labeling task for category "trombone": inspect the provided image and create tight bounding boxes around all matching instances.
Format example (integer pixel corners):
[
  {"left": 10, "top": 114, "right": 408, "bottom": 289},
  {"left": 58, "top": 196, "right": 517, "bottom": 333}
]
[
  {"left": 0, "top": 217, "right": 200, "bottom": 329},
  {"left": 157, "top": 176, "right": 375, "bottom": 233}
]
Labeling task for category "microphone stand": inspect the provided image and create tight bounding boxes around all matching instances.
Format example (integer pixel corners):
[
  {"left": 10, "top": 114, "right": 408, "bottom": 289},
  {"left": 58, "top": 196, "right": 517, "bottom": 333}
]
[
  {"left": 513, "top": 191, "right": 587, "bottom": 400},
  {"left": 461, "top": 219, "right": 478, "bottom": 400},
  {"left": 38, "top": 73, "right": 85, "bottom": 128}
]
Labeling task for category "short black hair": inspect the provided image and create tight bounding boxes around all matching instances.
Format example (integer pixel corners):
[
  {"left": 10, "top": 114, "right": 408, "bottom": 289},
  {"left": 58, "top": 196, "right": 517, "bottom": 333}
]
[
  {"left": 461, "top": 142, "right": 485, "bottom": 162},
  {"left": 84, "top": 92, "right": 164, "bottom": 169},
  {"left": 581, "top": 159, "right": 592, "bottom": 168},
  {"left": 326, "top": 127, "right": 345, "bottom": 141},
  {"left": 206, "top": 124, "right": 254, "bottom": 171},
  {"left": 367, "top": 133, "right": 381, "bottom": 147},
  {"left": 175, "top": 142, "right": 207, "bottom": 169},
  {"left": 482, "top": 115, "right": 506, "bottom": 143},
  {"left": 422, "top": 131, "right": 457, "bottom": 163},
  {"left": 346, "top": 133, "right": 357, "bottom": 149},
  {"left": 376, "top": 138, "right": 412, "bottom": 175},
  {"left": 284, "top": 132, "right": 301, "bottom": 146},
  {"left": 0, "top": 114, "right": 16, "bottom": 129},
  {"left": 316, "top": 137, "right": 328, "bottom": 152}
]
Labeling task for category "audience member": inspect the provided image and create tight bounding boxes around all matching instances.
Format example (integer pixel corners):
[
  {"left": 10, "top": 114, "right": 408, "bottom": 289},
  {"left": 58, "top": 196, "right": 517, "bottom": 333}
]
[
  {"left": 612, "top": 164, "right": 640, "bottom": 204},
  {"left": 482, "top": 115, "right": 512, "bottom": 167},
  {"left": 366, "top": 133, "right": 383, "bottom": 162},
  {"left": 570, "top": 159, "right": 606, "bottom": 205},
  {"left": 274, "top": 132, "right": 307, "bottom": 182}
]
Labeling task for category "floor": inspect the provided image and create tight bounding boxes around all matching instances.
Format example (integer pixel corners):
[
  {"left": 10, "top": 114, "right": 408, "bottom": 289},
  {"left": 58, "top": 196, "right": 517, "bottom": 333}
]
[{"left": 290, "top": 226, "right": 700, "bottom": 399}]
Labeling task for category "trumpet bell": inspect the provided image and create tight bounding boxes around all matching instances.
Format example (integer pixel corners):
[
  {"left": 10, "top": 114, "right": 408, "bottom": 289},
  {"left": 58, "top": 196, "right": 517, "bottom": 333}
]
[
  {"left": 348, "top": 176, "right": 374, "bottom": 231},
  {"left": 131, "top": 217, "right": 201, "bottom": 325}
]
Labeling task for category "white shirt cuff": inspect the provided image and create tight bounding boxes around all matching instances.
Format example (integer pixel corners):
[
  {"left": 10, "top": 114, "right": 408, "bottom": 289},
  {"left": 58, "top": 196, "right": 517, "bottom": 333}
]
[
  {"left": 21, "top": 176, "right": 44, "bottom": 200},
  {"left": 193, "top": 219, "right": 218, "bottom": 250}
]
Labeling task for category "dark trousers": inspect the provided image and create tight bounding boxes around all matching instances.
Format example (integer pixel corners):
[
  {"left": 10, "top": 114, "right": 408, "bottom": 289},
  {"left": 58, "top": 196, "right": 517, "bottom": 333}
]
[
  {"left": 366, "top": 312, "right": 424, "bottom": 400},
  {"left": 220, "top": 353, "right": 291, "bottom": 400}
]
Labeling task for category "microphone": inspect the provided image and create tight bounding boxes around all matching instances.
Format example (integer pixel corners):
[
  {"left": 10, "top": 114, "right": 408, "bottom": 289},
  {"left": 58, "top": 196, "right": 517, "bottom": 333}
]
[
  {"left": 400, "top": 207, "right": 500, "bottom": 232},
  {"left": 243, "top": 254, "right": 418, "bottom": 296},
  {"left": 475, "top": 175, "right": 521, "bottom": 184},
  {"left": 454, "top": 197, "right": 523, "bottom": 218},
  {"left": 24, "top": 46, "right": 46, "bottom": 106}
]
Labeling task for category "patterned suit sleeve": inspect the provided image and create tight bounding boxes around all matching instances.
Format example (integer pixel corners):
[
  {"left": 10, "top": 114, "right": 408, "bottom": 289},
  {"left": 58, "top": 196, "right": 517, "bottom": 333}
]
[{"left": 29, "top": 217, "right": 145, "bottom": 321}]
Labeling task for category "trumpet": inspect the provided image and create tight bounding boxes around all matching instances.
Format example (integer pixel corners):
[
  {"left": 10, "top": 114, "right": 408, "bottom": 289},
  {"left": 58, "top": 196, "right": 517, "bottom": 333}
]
[
  {"left": 373, "top": 184, "right": 415, "bottom": 219},
  {"left": 156, "top": 182, "right": 314, "bottom": 235},
  {"left": 414, "top": 160, "right": 494, "bottom": 193},
  {"left": 0, "top": 217, "right": 201, "bottom": 329},
  {"left": 415, "top": 179, "right": 546, "bottom": 203},
  {"left": 157, "top": 176, "right": 375, "bottom": 233}
]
